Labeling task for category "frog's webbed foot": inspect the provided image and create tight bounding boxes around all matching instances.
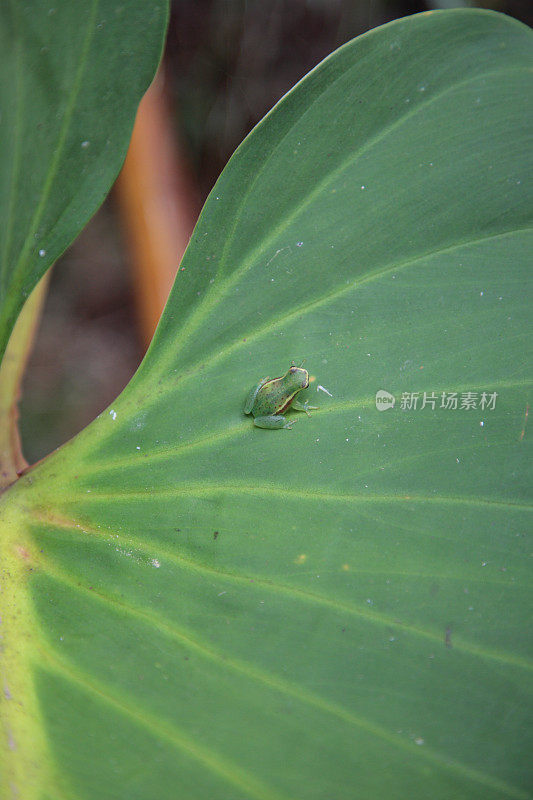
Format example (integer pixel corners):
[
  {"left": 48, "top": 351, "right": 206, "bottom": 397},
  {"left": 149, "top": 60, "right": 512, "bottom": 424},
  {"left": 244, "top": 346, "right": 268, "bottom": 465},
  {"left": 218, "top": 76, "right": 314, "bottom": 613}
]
[{"left": 291, "top": 399, "right": 318, "bottom": 417}]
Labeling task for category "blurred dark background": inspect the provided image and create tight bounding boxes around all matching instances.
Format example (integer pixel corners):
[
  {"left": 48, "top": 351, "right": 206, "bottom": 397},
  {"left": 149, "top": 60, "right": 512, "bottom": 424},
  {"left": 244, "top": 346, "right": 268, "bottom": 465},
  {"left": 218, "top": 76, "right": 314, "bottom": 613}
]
[{"left": 19, "top": 0, "right": 532, "bottom": 462}]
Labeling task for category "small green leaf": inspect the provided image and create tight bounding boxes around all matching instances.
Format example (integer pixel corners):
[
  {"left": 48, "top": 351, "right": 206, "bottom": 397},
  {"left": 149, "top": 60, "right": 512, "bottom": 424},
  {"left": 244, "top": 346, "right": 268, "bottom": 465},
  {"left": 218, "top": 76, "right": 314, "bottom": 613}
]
[
  {"left": 1, "top": 9, "right": 532, "bottom": 800},
  {"left": 0, "top": 0, "right": 169, "bottom": 362}
]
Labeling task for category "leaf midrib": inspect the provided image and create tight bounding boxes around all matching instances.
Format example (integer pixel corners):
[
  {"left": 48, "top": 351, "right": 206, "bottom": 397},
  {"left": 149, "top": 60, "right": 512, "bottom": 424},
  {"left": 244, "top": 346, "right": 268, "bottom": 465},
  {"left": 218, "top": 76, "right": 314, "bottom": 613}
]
[
  {"left": 28, "top": 509, "right": 533, "bottom": 671},
  {"left": 140, "top": 226, "right": 532, "bottom": 398}
]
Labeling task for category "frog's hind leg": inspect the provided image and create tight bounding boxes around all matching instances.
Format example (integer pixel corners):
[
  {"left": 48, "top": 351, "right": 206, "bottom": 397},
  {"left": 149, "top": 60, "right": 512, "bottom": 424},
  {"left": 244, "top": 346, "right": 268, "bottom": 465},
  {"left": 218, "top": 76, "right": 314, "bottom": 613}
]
[
  {"left": 243, "top": 377, "right": 270, "bottom": 414},
  {"left": 254, "top": 415, "right": 295, "bottom": 430}
]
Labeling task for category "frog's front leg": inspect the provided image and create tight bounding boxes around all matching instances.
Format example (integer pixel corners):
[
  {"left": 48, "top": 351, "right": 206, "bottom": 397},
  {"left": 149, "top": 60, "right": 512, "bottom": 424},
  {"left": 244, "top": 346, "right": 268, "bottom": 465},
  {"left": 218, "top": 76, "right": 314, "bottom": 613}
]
[
  {"left": 291, "top": 399, "right": 318, "bottom": 417},
  {"left": 253, "top": 414, "right": 296, "bottom": 430}
]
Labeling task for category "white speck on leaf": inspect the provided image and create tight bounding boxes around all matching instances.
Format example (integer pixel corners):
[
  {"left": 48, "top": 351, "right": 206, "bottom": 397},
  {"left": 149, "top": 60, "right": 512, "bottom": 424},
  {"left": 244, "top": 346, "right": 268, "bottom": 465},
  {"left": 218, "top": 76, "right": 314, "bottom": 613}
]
[
  {"left": 317, "top": 384, "right": 333, "bottom": 396},
  {"left": 38, "top": 249, "right": 46, "bottom": 257},
  {"left": 109, "top": 409, "right": 117, "bottom": 420}
]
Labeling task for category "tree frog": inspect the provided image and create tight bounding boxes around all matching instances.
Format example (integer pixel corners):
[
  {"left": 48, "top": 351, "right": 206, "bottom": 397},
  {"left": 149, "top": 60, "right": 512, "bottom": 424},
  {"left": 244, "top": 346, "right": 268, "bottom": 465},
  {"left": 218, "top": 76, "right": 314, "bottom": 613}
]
[{"left": 244, "top": 362, "right": 318, "bottom": 429}]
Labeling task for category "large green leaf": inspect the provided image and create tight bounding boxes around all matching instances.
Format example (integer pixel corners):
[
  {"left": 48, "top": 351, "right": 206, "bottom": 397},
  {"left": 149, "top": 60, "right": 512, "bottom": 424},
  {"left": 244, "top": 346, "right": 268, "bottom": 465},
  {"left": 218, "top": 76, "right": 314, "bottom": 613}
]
[
  {"left": 0, "top": 0, "right": 168, "bottom": 362},
  {"left": 2, "top": 9, "right": 532, "bottom": 800}
]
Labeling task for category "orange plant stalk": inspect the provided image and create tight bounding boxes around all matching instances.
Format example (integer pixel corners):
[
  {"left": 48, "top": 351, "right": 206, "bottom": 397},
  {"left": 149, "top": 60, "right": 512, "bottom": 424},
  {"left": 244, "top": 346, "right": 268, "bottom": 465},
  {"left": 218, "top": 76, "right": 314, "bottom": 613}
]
[
  {"left": 0, "top": 273, "right": 50, "bottom": 487},
  {"left": 115, "top": 67, "right": 199, "bottom": 349}
]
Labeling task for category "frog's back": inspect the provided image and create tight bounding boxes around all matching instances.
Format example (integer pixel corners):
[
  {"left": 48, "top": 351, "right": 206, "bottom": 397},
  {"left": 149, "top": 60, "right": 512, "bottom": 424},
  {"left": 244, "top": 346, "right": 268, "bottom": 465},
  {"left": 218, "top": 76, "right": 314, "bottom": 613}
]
[
  {"left": 265, "top": 377, "right": 299, "bottom": 414},
  {"left": 245, "top": 364, "right": 309, "bottom": 419}
]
